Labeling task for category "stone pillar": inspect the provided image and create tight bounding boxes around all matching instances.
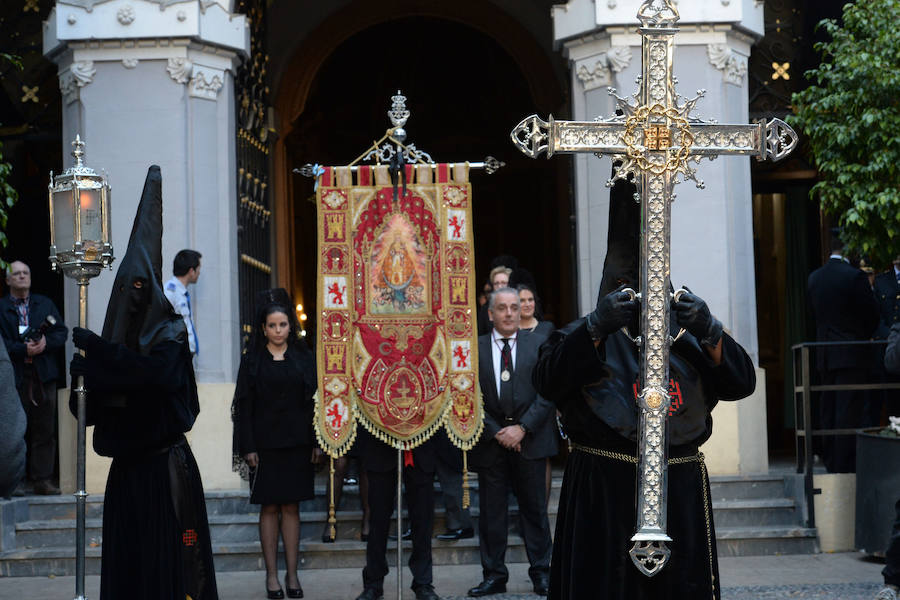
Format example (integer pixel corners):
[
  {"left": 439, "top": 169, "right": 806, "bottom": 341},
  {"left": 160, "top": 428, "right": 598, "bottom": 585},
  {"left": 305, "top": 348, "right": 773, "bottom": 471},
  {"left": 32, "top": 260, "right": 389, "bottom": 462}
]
[
  {"left": 553, "top": 0, "right": 769, "bottom": 474},
  {"left": 44, "top": 0, "right": 249, "bottom": 491}
]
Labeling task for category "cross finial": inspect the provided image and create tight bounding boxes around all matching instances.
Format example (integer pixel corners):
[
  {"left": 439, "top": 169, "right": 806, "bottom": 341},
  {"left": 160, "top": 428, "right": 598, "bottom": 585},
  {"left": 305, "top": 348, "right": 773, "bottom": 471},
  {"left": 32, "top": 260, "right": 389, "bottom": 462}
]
[
  {"left": 637, "top": 0, "right": 680, "bottom": 28},
  {"left": 388, "top": 90, "right": 410, "bottom": 129},
  {"left": 71, "top": 135, "right": 85, "bottom": 168}
]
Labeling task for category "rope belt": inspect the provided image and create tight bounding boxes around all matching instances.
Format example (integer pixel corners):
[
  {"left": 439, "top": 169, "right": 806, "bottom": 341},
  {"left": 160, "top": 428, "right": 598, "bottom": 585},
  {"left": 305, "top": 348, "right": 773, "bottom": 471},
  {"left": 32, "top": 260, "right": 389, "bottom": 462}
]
[{"left": 570, "top": 443, "right": 717, "bottom": 599}]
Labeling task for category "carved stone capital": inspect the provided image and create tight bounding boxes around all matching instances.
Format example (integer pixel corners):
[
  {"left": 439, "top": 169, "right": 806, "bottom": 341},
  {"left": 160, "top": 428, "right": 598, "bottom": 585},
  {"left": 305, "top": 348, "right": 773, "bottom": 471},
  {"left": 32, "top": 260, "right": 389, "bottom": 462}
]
[
  {"left": 58, "top": 60, "right": 96, "bottom": 103},
  {"left": 706, "top": 43, "right": 747, "bottom": 86},
  {"left": 188, "top": 65, "right": 224, "bottom": 100},
  {"left": 574, "top": 46, "right": 633, "bottom": 91},
  {"left": 166, "top": 56, "right": 192, "bottom": 84}
]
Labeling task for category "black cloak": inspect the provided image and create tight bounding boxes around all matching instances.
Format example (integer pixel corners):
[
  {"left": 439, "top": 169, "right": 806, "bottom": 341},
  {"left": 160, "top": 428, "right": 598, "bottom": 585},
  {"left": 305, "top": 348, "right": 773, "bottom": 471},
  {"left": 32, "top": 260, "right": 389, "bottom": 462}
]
[
  {"left": 533, "top": 173, "right": 756, "bottom": 600},
  {"left": 72, "top": 166, "right": 217, "bottom": 600}
]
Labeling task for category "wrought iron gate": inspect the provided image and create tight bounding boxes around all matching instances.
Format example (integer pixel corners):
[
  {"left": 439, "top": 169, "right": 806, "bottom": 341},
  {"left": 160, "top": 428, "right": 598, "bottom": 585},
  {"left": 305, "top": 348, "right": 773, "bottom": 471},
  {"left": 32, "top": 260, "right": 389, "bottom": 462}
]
[{"left": 235, "top": 0, "right": 272, "bottom": 350}]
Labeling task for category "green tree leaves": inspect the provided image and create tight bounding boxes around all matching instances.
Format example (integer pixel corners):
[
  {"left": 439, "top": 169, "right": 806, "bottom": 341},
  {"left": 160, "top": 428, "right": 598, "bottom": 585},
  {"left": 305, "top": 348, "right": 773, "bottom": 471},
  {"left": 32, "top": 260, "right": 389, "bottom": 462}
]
[{"left": 789, "top": 0, "right": 900, "bottom": 265}]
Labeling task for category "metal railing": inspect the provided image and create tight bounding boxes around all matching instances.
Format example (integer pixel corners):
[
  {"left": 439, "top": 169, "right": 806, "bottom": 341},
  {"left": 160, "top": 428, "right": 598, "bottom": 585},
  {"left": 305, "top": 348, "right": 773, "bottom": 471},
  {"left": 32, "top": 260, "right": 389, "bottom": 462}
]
[{"left": 791, "top": 340, "right": 900, "bottom": 528}]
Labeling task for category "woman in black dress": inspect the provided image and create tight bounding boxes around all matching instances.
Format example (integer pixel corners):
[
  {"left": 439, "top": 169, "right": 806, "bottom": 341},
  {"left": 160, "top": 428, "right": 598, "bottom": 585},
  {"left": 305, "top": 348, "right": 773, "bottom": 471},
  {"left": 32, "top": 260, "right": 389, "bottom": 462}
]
[{"left": 233, "top": 301, "right": 316, "bottom": 599}]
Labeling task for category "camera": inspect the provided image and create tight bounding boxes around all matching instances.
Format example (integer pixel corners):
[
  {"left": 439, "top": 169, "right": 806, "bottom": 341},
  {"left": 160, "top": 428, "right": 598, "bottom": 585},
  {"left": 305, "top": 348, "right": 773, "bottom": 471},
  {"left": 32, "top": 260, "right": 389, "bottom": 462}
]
[{"left": 21, "top": 315, "right": 57, "bottom": 343}]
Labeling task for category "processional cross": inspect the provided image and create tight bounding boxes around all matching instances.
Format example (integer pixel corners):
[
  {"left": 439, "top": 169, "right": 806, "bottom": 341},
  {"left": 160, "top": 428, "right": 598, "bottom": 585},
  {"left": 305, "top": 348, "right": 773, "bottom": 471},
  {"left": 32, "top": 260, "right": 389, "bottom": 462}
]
[{"left": 511, "top": 0, "right": 797, "bottom": 577}]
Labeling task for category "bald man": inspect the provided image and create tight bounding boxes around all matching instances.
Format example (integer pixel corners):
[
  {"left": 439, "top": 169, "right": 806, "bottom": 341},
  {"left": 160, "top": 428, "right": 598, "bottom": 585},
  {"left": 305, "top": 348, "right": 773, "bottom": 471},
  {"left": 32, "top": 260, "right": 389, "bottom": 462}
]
[{"left": 0, "top": 261, "right": 67, "bottom": 495}]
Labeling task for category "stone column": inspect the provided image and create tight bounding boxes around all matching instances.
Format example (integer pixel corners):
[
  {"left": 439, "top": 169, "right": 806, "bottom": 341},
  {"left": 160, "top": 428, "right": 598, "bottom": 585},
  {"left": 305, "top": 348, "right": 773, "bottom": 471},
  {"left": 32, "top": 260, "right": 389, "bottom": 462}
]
[
  {"left": 44, "top": 0, "right": 249, "bottom": 491},
  {"left": 553, "top": 0, "right": 769, "bottom": 474}
]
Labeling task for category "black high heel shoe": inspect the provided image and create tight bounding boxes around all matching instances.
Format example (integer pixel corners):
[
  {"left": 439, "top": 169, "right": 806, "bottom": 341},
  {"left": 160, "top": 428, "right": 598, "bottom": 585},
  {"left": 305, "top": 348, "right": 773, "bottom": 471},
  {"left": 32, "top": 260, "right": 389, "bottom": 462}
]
[
  {"left": 266, "top": 584, "right": 285, "bottom": 600},
  {"left": 285, "top": 575, "right": 304, "bottom": 598}
]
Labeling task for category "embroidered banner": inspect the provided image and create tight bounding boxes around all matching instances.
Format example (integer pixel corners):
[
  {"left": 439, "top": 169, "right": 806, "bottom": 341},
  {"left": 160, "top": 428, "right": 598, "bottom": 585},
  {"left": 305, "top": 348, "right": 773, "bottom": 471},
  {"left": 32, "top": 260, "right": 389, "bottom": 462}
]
[{"left": 314, "top": 163, "right": 483, "bottom": 456}]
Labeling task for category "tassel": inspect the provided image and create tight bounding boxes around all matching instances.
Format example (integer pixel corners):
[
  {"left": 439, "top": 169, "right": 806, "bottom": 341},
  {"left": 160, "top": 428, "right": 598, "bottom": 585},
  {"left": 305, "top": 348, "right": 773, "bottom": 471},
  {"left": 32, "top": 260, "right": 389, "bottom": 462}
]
[
  {"left": 328, "top": 456, "right": 336, "bottom": 539},
  {"left": 462, "top": 450, "right": 470, "bottom": 509}
]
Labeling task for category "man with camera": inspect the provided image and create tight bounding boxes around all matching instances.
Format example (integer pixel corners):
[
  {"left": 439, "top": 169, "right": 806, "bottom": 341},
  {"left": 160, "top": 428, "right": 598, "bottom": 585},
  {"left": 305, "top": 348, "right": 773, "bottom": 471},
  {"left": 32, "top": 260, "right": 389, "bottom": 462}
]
[{"left": 0, "top": 260, "right": 67, "bottom": 495}]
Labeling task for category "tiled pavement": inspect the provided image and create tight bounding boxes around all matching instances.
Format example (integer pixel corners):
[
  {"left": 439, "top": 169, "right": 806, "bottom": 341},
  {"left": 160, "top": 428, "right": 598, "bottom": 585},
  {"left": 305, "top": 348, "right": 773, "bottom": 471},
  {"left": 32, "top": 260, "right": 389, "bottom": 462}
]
[{"left": 0, "top": 553, "right": 886, "bottom": 599}]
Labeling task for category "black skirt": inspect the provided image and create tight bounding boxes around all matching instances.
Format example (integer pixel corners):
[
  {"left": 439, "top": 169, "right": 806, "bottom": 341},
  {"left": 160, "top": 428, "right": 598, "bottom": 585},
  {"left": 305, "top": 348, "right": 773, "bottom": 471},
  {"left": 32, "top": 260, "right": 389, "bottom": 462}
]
[{"left": 250, "top": 444, "right": 315, "bottom": 505}]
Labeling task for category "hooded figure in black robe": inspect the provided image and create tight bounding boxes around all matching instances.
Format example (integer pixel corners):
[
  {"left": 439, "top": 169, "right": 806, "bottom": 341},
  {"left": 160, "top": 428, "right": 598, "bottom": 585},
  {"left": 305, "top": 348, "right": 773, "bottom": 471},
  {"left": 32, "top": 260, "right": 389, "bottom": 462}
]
[
  {"left": 532, "top": 173, "right": 756, "bottom": 600},
  {"left": 69, "top": 165, "right": 218, "bottom": 600}
]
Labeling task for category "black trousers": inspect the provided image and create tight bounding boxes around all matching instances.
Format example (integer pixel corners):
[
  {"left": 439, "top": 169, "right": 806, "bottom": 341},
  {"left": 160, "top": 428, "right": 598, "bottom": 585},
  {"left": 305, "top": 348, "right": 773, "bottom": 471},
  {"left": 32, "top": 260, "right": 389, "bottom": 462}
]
[
  {"left": 18, "top": 369, "right": 57, "bottom": 482},
  {"left": 363, "top": 464, "right": 435, "bottom": 592},
  {"left": 476, "top": 450, "right": 551, "bottom": 582}
]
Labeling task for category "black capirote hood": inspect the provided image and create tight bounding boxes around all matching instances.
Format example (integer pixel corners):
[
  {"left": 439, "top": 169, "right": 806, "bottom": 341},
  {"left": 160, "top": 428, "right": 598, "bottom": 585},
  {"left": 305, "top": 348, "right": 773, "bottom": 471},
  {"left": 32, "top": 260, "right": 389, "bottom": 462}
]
[{"left": 101, "top": 165, "right": 185, "bottom": 355}]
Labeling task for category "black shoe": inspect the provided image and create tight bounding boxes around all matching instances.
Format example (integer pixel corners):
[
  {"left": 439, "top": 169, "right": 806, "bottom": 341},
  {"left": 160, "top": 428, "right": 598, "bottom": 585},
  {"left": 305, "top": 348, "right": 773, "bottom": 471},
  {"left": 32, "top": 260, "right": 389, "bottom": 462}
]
[
  {"left": 10, "top": 483, "right": 25, "bottom": 497},
  {"left": 285, "top": 575, "right": 303, "bottom": 598},
  {"left": 532, "top": 575, "right": 550, "bottom": 596},
  {"left": 388, "top": 527, "right": 412, "bottom": 540},
  {"left": 413, "top": 583, "right": 441, "bottom": 600},
  {"left": 360, "top": 532, "right": 369, "bottom": 542},
  {"left": 354, "top": 588, "right": 383, "bottom": 600},
  {"left": 436, "top": 527, "right": 474, "bottom": 541},
  {"left": 266, "top": 586, "right": 284, "bottom": 600},
  {"left": 467, "top": 578, "right": 506, "bottom": 597}
]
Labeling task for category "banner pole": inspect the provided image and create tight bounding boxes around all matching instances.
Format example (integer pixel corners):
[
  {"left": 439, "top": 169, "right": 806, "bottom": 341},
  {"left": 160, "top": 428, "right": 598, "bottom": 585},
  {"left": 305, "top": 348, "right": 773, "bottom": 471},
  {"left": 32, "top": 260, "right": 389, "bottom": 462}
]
[{"left": 397, "top": 448, "right": 403, "bottom": 600}]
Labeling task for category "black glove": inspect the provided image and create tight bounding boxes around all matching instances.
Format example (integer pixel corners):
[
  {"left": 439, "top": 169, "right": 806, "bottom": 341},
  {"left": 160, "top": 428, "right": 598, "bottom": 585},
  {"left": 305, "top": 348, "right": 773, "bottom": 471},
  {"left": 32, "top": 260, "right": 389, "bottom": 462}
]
[
  {"left": 671, "top": 289, "right": 723, "bottom": 348},
  {"left": 72, "top": 327, "right": 105, "bottom": 354},
  {"left": 70, "top": 353, "right": 89, "bottom": 377},
  {"left": 586, "top": 284, "right": 638, "bottom": 341}
]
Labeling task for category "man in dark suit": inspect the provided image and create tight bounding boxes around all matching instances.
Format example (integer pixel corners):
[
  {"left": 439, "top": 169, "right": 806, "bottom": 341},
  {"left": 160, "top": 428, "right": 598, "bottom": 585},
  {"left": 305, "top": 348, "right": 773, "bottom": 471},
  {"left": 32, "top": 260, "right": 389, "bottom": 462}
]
[
  {"left": 807, "top": 237, "right": 880, "bottom": 472},
  {"left": 354, "top": 429, "right": 441, "bottom": 600},
  {"left": 468, "top": 287, "right": 554, "bottom": 597},
  {"left": 0, "top": 260, "right": 67, "bottom": 495},
  {"left": 874, "top": 255, "right": 900, "bottom": 333}
]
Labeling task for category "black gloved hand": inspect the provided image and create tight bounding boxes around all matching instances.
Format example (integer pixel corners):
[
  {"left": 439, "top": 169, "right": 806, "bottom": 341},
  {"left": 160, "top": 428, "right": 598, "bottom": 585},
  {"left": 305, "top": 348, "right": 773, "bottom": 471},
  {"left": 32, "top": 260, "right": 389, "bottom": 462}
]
[
  {"left": 671, "top": 289, "right": 723, "bottom": 348},
  {"left": 586, "top": 284, "right": 638, "bottom": 340},
  {"left": 70, "top": 353, "right": 89, "bottom": 377},
  {"left": 72, "top": 327, "right": 105, "bottom": 354}
]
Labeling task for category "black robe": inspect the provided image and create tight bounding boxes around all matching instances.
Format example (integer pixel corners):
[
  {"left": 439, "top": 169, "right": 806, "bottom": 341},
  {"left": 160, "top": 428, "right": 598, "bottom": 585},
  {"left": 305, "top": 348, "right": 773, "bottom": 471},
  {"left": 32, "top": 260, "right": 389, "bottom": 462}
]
[
  {"left": 73, "top": 339, "right": 217, "bottom": 600},
  {"left": 533, "top": 319, "right": 756, "bottom": 600}
]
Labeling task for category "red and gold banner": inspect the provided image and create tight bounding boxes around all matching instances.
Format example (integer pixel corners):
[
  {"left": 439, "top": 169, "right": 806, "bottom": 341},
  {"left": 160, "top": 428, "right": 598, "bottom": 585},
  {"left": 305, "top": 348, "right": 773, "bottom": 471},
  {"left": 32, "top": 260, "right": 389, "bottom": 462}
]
[{"left": 314, "top": 163, "right": 483, "bottom": 457}]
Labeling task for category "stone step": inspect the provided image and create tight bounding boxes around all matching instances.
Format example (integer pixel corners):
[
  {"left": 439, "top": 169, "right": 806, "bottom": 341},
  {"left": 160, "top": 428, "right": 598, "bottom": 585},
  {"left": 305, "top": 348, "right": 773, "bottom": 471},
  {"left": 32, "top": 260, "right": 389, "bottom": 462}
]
[
  {"left": 709, "top": 475, "right": 787, "bottom": 501},
  {"left": 0, "top": 523, "right": 820, "bottom": 578},
  {"left": 21, "top": 479, "right": 565, "bottom": 520},
  {"left": 715, "top": 525, "right": 820, "bottom": 557},
  {"left": 15, "top": 496, "right": 800, "bottom": 550},
  {"left": 709, "top": 498, "right": 800, "bottom": 528}
]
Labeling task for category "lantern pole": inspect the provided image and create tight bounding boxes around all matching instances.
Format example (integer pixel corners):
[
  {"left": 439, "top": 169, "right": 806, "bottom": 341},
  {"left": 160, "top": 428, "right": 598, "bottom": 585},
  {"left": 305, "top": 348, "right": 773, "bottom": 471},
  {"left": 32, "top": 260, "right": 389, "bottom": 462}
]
[{"left": 48, "top": 135, "right": 114, "bottom": 600}]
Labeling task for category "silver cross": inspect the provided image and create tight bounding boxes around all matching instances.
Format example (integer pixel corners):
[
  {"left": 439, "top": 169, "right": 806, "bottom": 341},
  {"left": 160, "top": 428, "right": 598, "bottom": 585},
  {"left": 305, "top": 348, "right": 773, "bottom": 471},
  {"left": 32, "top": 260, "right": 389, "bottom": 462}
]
[{"left": 510, "top": 0, "right": 796, "bottom": 577}]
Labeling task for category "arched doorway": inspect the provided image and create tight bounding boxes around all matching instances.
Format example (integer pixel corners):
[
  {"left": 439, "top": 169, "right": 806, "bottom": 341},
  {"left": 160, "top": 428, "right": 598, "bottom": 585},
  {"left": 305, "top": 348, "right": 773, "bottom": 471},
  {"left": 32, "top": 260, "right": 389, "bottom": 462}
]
[{"left": 272, "top": 5, "right": 574, "bottom": 338}]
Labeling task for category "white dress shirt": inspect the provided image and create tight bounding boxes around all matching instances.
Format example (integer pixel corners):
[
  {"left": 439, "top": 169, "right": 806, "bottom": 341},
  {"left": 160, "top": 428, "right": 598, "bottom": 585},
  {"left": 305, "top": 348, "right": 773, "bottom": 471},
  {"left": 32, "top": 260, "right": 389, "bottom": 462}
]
[{"left": 164, "top": 276, "right": 198, "bottom": 354}]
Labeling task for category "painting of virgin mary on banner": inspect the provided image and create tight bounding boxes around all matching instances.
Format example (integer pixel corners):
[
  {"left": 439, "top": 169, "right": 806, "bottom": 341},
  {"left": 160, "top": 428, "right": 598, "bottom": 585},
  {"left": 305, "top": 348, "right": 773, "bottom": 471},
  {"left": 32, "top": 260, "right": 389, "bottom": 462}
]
[{"left": 314, "top": 163, "right": 483, "bottom": 456}]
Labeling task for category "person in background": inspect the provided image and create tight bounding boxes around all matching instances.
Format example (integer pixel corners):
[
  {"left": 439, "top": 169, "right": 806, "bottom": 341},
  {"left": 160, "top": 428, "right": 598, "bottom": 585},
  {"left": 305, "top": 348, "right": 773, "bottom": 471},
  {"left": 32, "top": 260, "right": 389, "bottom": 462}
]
[
  {"left": 233, "top": 292, "right": 316, "bottom": 599},
  {"left": 807, "top": 233, "right": 880, "bottom": 472},
  {"left": 468, "top": 288, "right": 554, "bottom": 597},
  {"left": 164, "top": 249, "right": 201, "bottom": 357},
  {"left": 0, "top": 260, "right": 67, "bottom": 496}
]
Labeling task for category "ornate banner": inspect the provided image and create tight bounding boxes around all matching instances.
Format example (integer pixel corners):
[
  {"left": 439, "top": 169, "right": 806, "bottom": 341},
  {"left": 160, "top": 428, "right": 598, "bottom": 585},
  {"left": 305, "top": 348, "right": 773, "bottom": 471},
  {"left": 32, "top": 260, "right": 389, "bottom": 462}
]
[{"left": 314, "top": 163, "right": 483, "bottom": 457}]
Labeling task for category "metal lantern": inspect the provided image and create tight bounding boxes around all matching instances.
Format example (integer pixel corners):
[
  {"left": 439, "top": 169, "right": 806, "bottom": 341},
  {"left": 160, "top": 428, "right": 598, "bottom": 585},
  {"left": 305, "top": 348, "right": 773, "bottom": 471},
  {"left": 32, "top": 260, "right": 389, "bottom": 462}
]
[
  {"left": 49, "top": 135, "right": 114, "bottom": 279},
  {"left": 48, "top": 134, "right": 114, "bottom": 600}
]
